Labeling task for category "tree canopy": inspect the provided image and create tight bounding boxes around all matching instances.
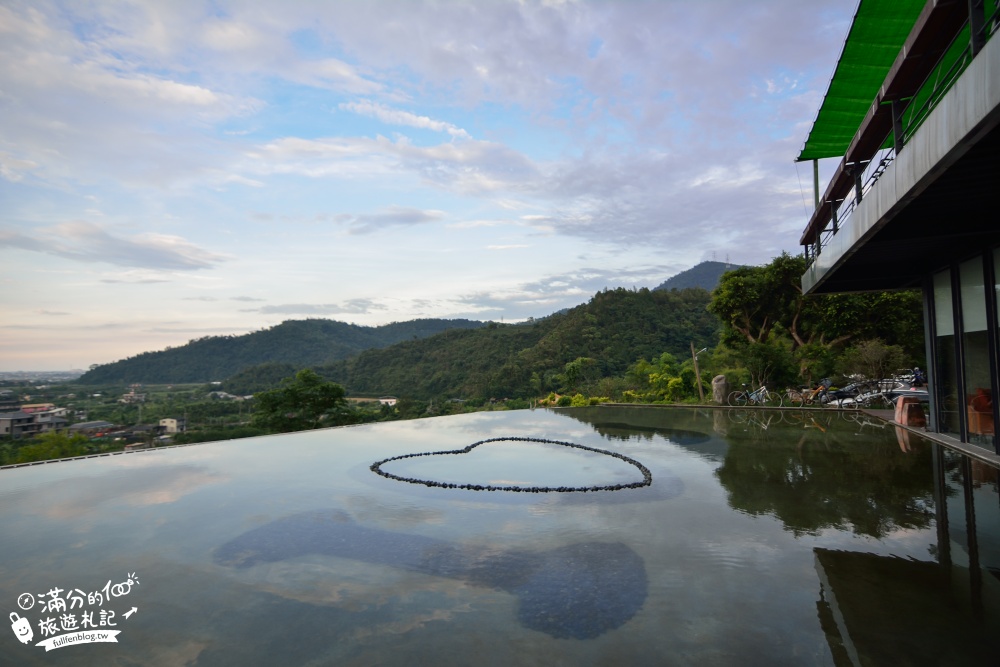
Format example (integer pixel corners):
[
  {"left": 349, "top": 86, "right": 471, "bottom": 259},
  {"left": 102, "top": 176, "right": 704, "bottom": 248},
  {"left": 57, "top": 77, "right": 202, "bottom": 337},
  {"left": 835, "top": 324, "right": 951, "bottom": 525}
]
[
  {"left": 252, "top": 370, "right": 353, "bottom": 433},
  {"left": 20, "top": 432, "right": 92, "bottom": 462},
  {"left": 709, "top": 253, "right": 922, "bottom": 355},
  {"left": 708, "top": 253, "right": 924, "bottom": 385}
]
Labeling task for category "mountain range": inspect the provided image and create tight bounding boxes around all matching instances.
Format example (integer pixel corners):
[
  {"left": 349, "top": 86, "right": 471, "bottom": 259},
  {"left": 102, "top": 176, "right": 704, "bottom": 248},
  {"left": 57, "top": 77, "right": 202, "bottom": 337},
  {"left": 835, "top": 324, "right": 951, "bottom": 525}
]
[
  {"left": 79, "top": 261, "right": 734, "bottom": 390},
  {"left": 78, "top": 318, "right": 484, "bottom": 384}
]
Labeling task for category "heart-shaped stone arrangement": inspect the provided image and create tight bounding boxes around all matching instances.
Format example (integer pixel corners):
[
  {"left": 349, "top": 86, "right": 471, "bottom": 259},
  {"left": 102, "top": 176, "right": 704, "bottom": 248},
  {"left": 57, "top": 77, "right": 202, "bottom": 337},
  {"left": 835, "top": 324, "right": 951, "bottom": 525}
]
[{"left": 370, "top": 436, "right": 652, "bottom": 492}]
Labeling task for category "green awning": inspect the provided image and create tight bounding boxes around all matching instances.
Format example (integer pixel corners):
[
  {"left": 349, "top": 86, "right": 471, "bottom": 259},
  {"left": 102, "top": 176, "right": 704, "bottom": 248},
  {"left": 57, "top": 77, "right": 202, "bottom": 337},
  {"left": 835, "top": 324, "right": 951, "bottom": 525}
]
[{"left": 796, "top": 0, "right": 926, "bottom": 161}]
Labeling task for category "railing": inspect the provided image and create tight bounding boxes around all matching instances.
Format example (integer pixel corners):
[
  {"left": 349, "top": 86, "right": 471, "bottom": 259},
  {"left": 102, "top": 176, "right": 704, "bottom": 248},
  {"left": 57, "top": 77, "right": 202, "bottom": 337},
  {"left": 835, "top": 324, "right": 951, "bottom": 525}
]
[
  {"left": 803, "top": 5, "right": 998, "bottom": 267},
  {"left": 834, "top": 147, "right": 895, "bottom": 234}
]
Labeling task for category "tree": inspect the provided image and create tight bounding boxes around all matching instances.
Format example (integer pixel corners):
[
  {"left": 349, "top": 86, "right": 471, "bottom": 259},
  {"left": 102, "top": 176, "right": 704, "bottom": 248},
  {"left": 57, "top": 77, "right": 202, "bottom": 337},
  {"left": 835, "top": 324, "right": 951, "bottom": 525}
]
[
  {"left": 622, "top": 352, "right": 703, "bottom": 403},
  {"left": 710, "top": 253, "right": 922, "bottom": 350},
  {"left": 708, "top": 260, "right": 789, "bottom": 345},
  {"left": 561, "top": 357, "right": 597, "bottom": 391},
  {"left": 837, "top": 339, "right": 907, "bottom": 381},
  {"left": 709, "top": 253, "right": 924, "bottom": 381},
  {"left": 251, "top": 370, "right": 353, "bottom": 433},
  {"left": 16, "top": 432, "right": 91, "bottom": 463},
  {"left": 741, "top": 340, "right": 797, "bottom": 390}
]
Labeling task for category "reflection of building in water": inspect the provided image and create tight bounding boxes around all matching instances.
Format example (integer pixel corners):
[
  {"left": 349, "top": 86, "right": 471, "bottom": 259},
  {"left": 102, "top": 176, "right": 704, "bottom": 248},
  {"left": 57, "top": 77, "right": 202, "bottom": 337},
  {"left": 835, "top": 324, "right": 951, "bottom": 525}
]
[
  {"left": 796, "top": 1, "right": 1000, "bottom": 454},
  {"left": 815, "top": 448, "right": 1000, "bottom": 664}
]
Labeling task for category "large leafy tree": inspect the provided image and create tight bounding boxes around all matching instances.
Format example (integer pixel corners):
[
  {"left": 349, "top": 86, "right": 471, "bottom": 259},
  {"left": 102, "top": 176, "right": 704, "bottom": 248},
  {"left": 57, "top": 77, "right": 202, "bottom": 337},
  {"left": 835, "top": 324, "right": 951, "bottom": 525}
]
[
  {"left": 252, "top": 370, "right": 353, "bottom": 433},
  {"left": 709, "top": 253, "right": 924, "bottom": 381},
  {"left": 708, "top": 258, "right": 791, "bottom": 345}
]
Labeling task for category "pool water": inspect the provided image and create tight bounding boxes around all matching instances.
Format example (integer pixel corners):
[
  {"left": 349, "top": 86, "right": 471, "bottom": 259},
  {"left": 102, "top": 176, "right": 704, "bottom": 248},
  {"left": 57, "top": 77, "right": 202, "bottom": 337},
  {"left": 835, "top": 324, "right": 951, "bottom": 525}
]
[{"left": 0, "top": 406, "right": 997, "bottom": 665}]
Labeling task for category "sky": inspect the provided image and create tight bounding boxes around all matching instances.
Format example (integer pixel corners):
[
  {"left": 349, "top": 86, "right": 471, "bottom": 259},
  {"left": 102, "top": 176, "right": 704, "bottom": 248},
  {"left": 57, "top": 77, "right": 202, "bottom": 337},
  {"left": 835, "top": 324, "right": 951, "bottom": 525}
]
[{"left": 0, "top": 0, "right": 853, "bottom": 371}]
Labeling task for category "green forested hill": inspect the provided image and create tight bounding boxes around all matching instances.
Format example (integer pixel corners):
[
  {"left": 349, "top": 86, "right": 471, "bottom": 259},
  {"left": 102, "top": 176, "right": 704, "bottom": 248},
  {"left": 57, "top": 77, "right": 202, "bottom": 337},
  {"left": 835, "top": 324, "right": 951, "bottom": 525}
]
[
  {"left": 320, "top": 287, "right": 719, "bottom": 399},
  {"left": 78, "top": 318, "right": 485, "bottom": 384},
  {"left": 654, "top": 261, "right": 743, "bottom": 291}
]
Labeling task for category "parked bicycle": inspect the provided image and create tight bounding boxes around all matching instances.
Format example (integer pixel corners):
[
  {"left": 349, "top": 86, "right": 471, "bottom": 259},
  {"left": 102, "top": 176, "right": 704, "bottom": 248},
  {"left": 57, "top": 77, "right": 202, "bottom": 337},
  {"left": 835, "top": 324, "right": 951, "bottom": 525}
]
[
  {"left": 850, "top": 385, "right": 896, "bottom": 409},
  {"left": 727, "top": 384, "right": 783, "bottom": 408},
  {"left": 827, "top": 380, "right": 866, "bottom": 409},
  {"left": 785, "top": 378, "right": 833, "bottom": 408}
]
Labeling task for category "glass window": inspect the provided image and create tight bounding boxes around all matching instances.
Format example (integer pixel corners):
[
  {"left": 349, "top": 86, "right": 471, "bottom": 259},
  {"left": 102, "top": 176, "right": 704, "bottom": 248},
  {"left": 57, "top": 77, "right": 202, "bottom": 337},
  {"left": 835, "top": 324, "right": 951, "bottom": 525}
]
[
  {"left": 960, "top": 257, "right": 992, "bottom": 446},
  {"left": 933, "top": 270, "right": 959, "bottom": 435},
  {"left": 995, "top": 246, "right": 1000, "bottom": 338}
]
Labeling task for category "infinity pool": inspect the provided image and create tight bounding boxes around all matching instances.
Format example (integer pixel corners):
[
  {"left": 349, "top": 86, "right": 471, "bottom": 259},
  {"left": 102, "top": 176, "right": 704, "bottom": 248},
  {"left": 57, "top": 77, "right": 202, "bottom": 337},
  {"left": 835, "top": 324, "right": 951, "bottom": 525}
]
[{"left": 1, "top": 407, "right": 997, "bottom": 665}]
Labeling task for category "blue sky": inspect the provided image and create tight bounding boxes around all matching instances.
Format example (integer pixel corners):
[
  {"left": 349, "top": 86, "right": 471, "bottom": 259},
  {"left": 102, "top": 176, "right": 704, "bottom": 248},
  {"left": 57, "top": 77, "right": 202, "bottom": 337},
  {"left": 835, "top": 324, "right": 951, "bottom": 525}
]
[{"left": 0, "top": 0, "right": 852, "bottom": 371}]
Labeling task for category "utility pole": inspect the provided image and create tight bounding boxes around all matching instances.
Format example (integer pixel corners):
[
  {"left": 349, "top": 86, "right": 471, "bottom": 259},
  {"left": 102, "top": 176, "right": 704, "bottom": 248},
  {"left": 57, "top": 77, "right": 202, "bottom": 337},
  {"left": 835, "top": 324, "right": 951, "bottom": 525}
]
[{"left": 691, "top": 343, "right": 706, "bottom": 403}]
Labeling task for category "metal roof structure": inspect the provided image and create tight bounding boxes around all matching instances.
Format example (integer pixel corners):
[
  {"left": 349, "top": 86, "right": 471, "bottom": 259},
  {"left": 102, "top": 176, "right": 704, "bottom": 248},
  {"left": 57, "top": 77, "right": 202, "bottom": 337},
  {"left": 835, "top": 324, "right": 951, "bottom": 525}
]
[
  {"left": 797, "top": 0, "right": 1000, "bottom": 295},
  {"left": 797, "top": 0, "right": 927, "bottom": 162}
]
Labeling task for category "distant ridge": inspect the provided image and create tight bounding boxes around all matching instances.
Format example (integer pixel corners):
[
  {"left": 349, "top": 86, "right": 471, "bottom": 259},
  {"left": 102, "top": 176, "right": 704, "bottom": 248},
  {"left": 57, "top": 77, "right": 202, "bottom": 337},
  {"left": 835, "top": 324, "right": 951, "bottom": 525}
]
[
  {"left": 77, "top": 318, "right": 485, "bottom": 384},
  {"left": 653, "top": 261, "right": 743, "bottom": 292},
  {"left": 321, "top": 286, "right": 719, "bottom": 400}
]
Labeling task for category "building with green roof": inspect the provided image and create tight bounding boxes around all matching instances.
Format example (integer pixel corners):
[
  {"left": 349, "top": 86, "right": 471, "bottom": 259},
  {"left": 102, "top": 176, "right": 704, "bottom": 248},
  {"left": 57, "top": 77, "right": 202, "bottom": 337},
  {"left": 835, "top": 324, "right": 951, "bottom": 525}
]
[{"left": 797, "top": 0, "right": 1000, "bottom": 454}]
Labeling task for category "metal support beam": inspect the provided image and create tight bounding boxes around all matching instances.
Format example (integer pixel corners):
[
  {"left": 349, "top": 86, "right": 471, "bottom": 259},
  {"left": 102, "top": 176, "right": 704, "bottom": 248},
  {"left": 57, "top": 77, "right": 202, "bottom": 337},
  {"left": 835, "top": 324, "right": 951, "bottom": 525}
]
[
  {"left": 969, "top": 0, "right": 986, "bottom": 57},
  {"left": 813, "top": 159, "right": 820, "bottom": 210},
  {"left": 853, "top": 166, "right": 864, "bottom": 205}
]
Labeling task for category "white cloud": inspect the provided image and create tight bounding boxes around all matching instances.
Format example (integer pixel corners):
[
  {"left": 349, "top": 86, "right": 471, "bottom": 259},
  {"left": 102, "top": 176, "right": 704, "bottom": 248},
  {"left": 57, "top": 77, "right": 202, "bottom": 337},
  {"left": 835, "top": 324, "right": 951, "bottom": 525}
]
[
  {"left": 201, "top": 19, "right": 269, "bottom": 53},
  {"left": 342, "top": 206, "right": 446, "bottom": 235},
  {"left": 453, "top": 264, "right": 681, "bottom": 319},
  {"left": 0, "top": 152, "right": 38, "bottom": 182},
  {"left": 0, "top": 0, "right": 857, "bottom": 369},
  {"left": 288, "top": 58, "right": 384, "bottom": 96},
  {"left": 0, "top": 222, "right": 228, "bottom": 271},
  {"left": 340, "top": 100, "right": 471, "bottom": 138},
  {"left": 258, "top": 299, "right": 387, "bottom": 315}
]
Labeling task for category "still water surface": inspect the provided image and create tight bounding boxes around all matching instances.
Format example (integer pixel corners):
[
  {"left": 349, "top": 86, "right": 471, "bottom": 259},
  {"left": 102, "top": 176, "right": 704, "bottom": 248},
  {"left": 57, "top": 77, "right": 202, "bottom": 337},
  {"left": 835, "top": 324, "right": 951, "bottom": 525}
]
[{"left": 0, "top": 407, "right": 997, "bottom": 665}]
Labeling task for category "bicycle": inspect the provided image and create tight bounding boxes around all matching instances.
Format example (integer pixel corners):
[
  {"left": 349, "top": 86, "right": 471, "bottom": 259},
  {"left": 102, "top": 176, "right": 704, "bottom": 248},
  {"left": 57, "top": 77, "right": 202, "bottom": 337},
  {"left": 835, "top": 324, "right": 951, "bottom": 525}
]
[
  {"left": 852, "top": 387, "right": 895, "bottom": 410},
  {"left": 785, "top": 378, "right": 833, "bottom": 408},
  {"left": 727, "top": 384, "right": 783, "bottom": 408},
  {"left": 827, "top": 380, "right": 869, "bottom": 409}
]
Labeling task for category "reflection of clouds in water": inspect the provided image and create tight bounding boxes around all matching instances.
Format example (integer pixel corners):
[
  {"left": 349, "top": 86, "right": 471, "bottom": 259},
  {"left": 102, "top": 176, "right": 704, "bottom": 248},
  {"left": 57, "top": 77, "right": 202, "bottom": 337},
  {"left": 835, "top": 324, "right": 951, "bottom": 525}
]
[
  {"left": 0, "top": 408, "right": 968, "bottom": 664},
  {"left": 344, "top": 495, "right": 447, "bottom": 528},
  {"left": 4, "top": 464, "right": 224, "bottom": 519},
  {"left": 814, "top": 526, "right": 936, "bottom": 560},
  {"left": 698, "top": 538, "right": 783, "bottom": 571},
  {"left": 450, "top": 411, "right": 595, "bottom": 441},
  {"left": 229, "top": 557, "right": 486, "bottom": 614},
  {"left": 351, "top": 606, "right": 475, "bottom": 641},
  {"left": 548, "top": 478, "right": 683, "bottom": 506},
  {"left": 215, "top": 511, "right": 648, "bottom": 639}
]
